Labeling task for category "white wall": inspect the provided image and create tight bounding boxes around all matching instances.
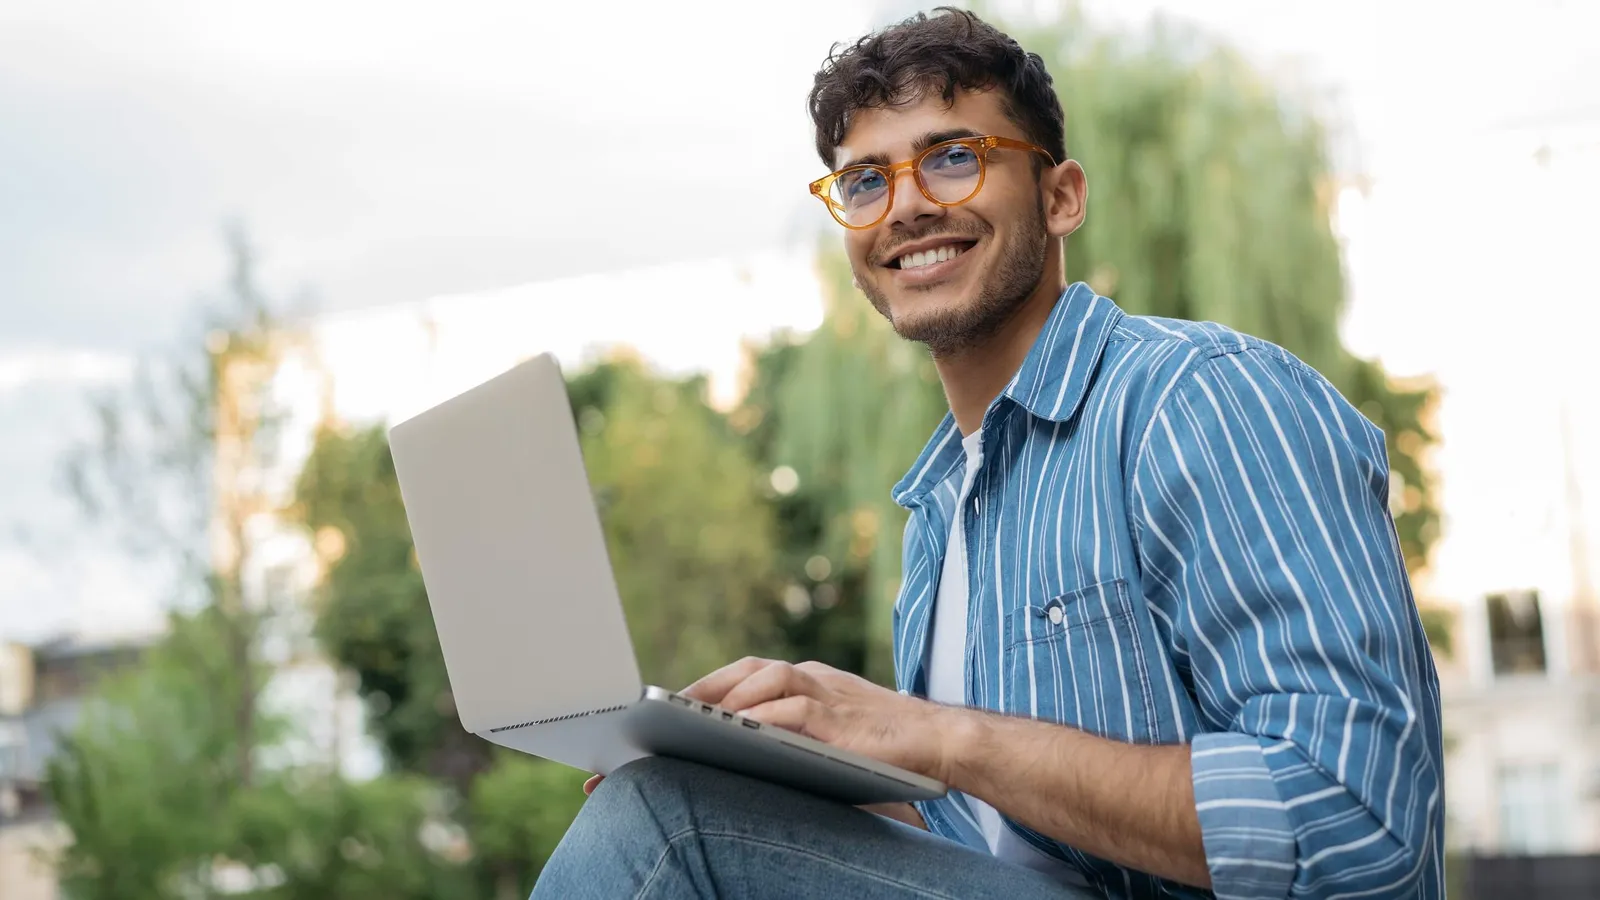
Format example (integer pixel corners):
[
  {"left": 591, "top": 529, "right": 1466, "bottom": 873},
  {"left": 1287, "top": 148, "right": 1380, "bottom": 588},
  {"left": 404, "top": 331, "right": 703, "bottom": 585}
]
[
  {"left": 281, "top": 248, "right": 825, "bottom": 433},
  {"left": 1446, "top": 682, "right": 1600, "bottom": 853},
  {"left": 0, "top": 821, "right": 66, "bottom": 900}
]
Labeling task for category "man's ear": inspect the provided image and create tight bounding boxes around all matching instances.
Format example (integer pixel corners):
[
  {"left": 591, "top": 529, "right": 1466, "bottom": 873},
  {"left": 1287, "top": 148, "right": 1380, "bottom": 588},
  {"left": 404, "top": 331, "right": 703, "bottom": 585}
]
[{"left": 1044, "top": 160, "right": 1088, "bottom": 239}]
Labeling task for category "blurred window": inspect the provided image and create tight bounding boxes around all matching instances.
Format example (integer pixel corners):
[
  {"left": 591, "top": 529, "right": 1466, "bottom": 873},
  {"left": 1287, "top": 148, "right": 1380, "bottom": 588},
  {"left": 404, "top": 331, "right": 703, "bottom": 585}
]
[
  {"left": 1497, "top": 762, "right": 1566, "bottom": 854},
  {"left": 0, "top": 721, "right": 22, "bottom": 780},
  {"left": 1487, "top": 589, "right": 1547, "bottom": 677}
]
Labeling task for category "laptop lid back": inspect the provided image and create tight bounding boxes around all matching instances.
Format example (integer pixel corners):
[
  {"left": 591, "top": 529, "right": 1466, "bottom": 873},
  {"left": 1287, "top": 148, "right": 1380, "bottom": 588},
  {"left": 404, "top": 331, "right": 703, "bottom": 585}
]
[{"left": 387, "top": 353, "right": 642, "bottom": 734}]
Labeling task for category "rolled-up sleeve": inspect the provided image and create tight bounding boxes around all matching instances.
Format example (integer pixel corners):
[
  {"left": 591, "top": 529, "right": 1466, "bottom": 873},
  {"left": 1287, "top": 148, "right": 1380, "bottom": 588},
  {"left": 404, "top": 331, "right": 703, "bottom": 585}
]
[{"left": 1131, "top": 348, "right": 1443, "bottom": 900}]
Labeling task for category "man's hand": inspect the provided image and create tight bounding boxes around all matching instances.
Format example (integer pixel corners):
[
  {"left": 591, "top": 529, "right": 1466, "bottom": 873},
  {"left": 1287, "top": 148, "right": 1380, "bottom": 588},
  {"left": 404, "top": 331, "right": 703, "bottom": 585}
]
[
  {"left": 578, "top": 658, "right": 952, "bottom": 813},
  {"left": 683, "top": 657, "right": 956, "bottom": 784}
]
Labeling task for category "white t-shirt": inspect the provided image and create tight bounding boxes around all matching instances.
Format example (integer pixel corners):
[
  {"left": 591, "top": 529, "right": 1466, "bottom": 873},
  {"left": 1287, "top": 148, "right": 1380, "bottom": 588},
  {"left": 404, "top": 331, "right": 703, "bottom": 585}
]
[{"left": 925, "top": 429, "right": 1089, "bottom": 887}]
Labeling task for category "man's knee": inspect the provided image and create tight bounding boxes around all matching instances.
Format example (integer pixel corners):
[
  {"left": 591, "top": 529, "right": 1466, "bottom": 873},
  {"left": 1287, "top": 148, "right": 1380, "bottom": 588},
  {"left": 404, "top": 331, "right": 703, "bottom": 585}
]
[
  {"left": 606, "top": 754, "right": 703, "bottom": 791},
  {"left": 534, "top": 758, "right": 713, "bottom": 899},
  {"left": 586, "top": 756, "right": 712, "bottom": 824}
]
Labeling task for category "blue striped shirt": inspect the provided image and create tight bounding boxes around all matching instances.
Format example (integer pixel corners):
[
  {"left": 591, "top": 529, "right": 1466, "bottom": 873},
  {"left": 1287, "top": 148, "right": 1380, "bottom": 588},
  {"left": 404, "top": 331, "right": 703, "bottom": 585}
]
[{"left": 892, "top": 284, "right": 1443, "bottom": 899}]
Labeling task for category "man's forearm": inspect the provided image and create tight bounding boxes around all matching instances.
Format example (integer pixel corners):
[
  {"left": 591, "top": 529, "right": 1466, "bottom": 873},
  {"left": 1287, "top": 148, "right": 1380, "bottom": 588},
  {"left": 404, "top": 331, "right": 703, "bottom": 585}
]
[{"left": 937, "top": 706, "right": 1210, "bottom": 888}]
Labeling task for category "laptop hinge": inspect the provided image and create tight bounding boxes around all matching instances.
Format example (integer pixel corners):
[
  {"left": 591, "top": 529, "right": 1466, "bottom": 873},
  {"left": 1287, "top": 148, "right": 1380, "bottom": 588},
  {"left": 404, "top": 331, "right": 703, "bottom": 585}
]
[{"left": 488, "top": 703, "right": 629, "bottom": 733}]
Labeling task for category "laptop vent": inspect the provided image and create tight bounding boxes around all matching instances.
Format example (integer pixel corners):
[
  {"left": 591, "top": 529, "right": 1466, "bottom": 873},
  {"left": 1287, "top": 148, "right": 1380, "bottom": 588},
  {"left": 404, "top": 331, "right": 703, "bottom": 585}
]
[{"left": 489, "top": 704, "right": 629, "bottom": 733}]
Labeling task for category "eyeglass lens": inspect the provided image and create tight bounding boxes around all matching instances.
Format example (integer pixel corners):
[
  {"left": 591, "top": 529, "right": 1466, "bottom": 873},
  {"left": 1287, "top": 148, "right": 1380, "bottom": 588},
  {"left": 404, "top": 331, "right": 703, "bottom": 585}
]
[{"left": 828, "top": 142, "right": 984, "bottom": 227}]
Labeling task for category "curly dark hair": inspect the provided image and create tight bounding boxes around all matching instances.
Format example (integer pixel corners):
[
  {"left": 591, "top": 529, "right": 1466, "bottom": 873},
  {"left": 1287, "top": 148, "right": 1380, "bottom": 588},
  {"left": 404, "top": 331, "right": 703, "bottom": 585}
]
[{"left": 807, "top": 7, "right": 1065, "bottom": 171}]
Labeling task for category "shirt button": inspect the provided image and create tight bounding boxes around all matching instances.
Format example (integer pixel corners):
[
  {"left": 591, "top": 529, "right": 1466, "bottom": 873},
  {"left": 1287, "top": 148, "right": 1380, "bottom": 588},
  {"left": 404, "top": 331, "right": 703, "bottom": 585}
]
[{"left": 1047, "top": 606, "right": 1064, "bottom": 625}]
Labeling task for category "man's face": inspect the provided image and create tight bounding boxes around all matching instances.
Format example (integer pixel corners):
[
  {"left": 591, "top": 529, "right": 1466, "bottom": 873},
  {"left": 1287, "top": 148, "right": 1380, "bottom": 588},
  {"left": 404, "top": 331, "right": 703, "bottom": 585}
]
[{"left": 834, "top": 88, "right": 1053, "bottom": 355}]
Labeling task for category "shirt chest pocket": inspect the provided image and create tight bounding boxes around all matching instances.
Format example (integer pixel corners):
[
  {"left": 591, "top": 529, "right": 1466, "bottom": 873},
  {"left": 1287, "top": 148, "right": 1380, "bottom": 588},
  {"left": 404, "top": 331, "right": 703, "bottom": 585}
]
[{"left": 1002, "top": 577, "right": 1160, "bottom": 742}]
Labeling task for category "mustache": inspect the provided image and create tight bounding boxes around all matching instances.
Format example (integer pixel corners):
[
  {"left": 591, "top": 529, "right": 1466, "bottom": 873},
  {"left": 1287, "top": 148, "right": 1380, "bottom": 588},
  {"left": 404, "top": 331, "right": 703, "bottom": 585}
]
[{"left": 873, "top": 223, "right": 989, "bottom": 266}]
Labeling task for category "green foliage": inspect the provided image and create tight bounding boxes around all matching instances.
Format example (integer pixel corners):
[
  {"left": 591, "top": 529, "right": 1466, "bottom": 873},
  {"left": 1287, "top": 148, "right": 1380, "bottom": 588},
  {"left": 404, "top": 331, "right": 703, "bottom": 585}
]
[
  {"left": 753, "top": 256, "right": 949, "bottom": 684},
  {"left": 48, "top": 606, "right": 472, "bottom": 900},
  {"left": 1012, "top": 9, "right": 1441, "bottom": 569},
  {"left": 48, "top": 232, "right": 460, "bottom": 900},
  {"left": 733, "top": 334, "right": 875, "bottom": 676},
  {"left": 47, "top": 608, "right": 276, "bottom": 898},
  {"left": 230, "top": 775, "right": 467, "bottom": 900},
  {"left": 467, "top": 753, "right": 587, "bottom": 899},
  {"left": 567, "top": 355, "right": 786, "bottom": 687},
  {"left": 290, "top": 424, "right": 485, "bottom": 788},
  {"left": 1419, "top": 605, "right": 1454, "bottom": 658}
]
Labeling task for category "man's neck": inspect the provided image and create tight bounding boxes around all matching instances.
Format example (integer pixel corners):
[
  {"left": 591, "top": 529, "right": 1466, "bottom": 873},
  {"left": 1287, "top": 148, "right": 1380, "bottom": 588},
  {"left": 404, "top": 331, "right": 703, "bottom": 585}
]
[{"left": 934, "top": 278, "right": 1064, "bottom": 436}]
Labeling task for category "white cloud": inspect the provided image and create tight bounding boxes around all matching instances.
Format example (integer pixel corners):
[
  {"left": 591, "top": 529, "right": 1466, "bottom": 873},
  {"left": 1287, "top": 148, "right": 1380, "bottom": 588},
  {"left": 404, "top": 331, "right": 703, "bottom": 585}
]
[
  {"left": 67, "top": 554, "right": 168, "bottom": 641},
  {"left": 0, "top": 547, "right": 72, "bottom": 643},
  {"left": 0, "top": 349, "right": 134, "bottom": 395},
  {"left": 0, "top": 543, "right": 167, "bottom": 645}
]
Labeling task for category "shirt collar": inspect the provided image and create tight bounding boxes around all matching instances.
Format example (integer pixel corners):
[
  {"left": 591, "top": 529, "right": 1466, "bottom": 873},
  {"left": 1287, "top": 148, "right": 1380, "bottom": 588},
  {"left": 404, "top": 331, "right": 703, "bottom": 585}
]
[{"left": 892, "top": 282, "right": 1122, "bottom": 507}]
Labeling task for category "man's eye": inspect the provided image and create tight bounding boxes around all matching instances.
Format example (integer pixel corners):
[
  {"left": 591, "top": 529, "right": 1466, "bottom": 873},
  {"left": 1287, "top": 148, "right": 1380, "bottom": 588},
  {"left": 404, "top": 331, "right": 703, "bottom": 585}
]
[
  {"left": 842, "top": 170, "right": 887, "bottom": 200},
  {"left": 925, "top": 145, "right": 979, "bottom": 174}
]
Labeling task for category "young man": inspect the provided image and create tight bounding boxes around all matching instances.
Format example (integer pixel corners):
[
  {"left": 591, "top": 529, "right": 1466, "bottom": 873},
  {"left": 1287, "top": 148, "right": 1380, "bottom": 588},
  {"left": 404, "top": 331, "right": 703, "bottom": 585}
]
[{"left": 533, "top": 9, "right": 1442, "bottom": 899}]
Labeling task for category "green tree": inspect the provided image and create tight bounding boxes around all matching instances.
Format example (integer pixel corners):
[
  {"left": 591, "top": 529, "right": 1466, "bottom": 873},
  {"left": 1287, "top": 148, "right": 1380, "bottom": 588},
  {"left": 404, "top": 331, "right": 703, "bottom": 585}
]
[
  {"left": 229, "top": 773, "right": 468, "bottom": 899},
  {"left": 49, "top": 227, "right": 297, "bottom": 897},
  {"left": 49, "top": 607, "right": 463, "bottom": 900},
  {"left": 287, "top": 422, "right": 485, "bottom": 790},
  {"left": 731, "top": 333, "right": 877, "bottom": 676},
  {"left": 744, "top": 263, "right": 950, "bottom": 683},
  {"left": 1025, "top": 11, "right": 1440, "bottom": 569},
  {"left": 467, "top": 753, "right": 587, "bottom": 900},
  {"left": 48, "top": 230, "right": 461, "bottom": 898},
  {"left": 47, "top": 608, "right": 284, "bottom": 898},
  {"left": 767, "top": 9, "right": 1444, "bottom": 681},
  {"left": 567, "top": 353, "right": 786, "bottom": 687},
  {"left": 61, "top": 225, "right": 294, "bottom": 785}
]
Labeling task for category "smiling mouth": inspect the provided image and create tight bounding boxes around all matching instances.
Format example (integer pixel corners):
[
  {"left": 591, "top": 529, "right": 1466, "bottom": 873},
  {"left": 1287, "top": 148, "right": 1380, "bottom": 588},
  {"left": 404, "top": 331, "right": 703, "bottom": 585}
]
[{"left": 885, "top": 240, "right": 978, "bottom": 270}]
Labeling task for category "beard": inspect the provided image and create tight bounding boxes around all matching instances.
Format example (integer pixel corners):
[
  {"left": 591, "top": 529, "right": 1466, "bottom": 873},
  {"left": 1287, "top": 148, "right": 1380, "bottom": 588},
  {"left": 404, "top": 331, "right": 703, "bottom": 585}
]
[{"left": 856, "top": 196, "right": 1049, "bottom": 358}]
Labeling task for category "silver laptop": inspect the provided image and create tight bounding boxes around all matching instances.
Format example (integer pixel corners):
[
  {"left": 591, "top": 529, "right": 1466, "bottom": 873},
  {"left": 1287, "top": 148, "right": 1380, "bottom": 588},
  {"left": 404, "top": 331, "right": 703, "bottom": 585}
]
[{"left": 387, "top": 352, "right": 945, "bottom": 806}]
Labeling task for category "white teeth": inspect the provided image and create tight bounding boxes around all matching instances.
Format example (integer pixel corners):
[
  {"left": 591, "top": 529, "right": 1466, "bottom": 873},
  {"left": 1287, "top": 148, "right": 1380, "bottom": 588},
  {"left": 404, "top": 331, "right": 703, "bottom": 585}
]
[{"left": 898, "top": 243, "right": 967, "bottom": 271}]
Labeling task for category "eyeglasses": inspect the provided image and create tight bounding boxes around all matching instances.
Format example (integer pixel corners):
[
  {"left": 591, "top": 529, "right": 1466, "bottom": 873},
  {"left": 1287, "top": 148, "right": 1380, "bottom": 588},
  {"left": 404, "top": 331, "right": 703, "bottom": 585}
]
[{"left": 809, "top": 135, "right": 1056, "bottom": 230}]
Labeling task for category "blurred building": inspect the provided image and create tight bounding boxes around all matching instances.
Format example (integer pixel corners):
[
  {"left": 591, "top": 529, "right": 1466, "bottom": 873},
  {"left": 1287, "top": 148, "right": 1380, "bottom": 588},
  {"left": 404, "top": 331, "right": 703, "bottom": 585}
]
[
  {"left": 1428, "top": 120, "right": 1600, "bottom": 862},
  {"left": 1439, "top": 395, "right": 1600, "bottom": 860},
  {"left": 266, "top": 248, "right": 826, "bottom": 432},
  {"left": 1339, "top": 113, "right": 1600, "bottom": 866},
  {"left": 0, "top": 636, "right": 152, "bottom": 900}
]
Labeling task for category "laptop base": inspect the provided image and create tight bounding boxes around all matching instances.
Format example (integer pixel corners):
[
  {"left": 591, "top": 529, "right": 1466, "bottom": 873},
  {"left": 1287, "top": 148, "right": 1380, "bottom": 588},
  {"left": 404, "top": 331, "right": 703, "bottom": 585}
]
[{"left": 485, "top": 687, "right": 945, "bottom": 806}]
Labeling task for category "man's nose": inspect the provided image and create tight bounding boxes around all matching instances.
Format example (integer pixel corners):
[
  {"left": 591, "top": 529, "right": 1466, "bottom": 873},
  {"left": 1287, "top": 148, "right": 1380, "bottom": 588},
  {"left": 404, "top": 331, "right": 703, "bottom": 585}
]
[{"left": 884, "top": 167, "right": 944, "bottom": 230}]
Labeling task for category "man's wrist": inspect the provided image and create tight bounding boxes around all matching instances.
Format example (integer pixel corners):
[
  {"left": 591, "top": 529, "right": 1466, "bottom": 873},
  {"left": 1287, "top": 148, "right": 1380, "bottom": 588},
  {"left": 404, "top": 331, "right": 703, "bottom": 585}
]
[{"left": 927, "top": 703, "right": 990, "bottom": 789}]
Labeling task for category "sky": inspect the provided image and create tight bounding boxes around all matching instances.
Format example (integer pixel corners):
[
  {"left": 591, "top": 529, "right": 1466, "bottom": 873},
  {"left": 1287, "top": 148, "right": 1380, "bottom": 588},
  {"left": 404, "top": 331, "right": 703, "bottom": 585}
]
[{"left": 2, "top": 0, "right": 1599, "bottom": 642}]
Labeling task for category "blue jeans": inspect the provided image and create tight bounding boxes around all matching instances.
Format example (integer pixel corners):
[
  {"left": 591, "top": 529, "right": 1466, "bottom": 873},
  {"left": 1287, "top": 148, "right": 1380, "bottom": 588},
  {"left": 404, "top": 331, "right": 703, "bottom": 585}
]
[{"left": 531, "top": 756, "right": 1100, "bottom": 899}]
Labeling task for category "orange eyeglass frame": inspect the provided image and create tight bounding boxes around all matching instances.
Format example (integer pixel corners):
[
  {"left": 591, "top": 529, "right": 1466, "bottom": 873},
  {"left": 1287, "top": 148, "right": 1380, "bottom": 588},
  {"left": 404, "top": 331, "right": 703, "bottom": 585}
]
[{"left": 809, "top": 135, "right": 1056, "bottom": 230}]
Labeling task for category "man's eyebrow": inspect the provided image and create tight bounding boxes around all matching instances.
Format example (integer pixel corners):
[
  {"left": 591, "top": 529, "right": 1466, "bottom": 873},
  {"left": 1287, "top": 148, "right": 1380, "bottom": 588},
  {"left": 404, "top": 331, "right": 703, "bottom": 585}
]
[{"left": 836, "top": 128, "right": 986, "bottom": 170}]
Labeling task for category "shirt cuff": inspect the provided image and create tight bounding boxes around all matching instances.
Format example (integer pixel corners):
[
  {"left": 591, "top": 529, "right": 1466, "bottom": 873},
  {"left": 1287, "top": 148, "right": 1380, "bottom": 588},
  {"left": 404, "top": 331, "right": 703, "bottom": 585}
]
[{"left": 1191, "top": 732, "right": 1298, "bottom": 900}]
